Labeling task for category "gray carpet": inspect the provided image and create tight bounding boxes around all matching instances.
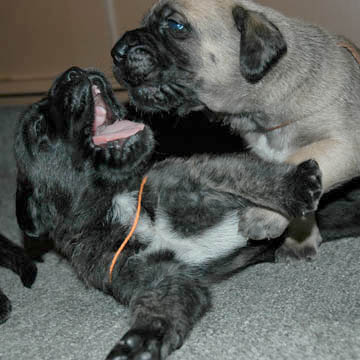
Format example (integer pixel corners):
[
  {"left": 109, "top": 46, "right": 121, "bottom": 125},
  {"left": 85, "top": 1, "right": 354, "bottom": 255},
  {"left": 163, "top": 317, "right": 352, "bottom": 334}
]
[{"left": 0, "top": 105, "right": 359, "bottom": 360}]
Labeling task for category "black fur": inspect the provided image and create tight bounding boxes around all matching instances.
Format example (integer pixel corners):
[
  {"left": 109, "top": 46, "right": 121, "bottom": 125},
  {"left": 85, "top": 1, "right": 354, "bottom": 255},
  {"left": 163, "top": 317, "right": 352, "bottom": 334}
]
[
  {"left": 0, "top": 234, "right": 37, "bottom": 324},
  {"left": 15, "top": 67, "right": 322, "bottom": 359},
  {"left": 316, "top": 179, "right": 360, "bottom": 241}
]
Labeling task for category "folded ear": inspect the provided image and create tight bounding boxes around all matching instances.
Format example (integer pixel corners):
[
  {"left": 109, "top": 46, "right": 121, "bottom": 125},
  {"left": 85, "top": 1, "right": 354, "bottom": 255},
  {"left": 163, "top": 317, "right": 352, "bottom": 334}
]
[
  {"left": 232, "top": 6, "right": 287, "bottom": 83},
  {"left": 16, "top": 176, "right": 45, "bottom": 238}
]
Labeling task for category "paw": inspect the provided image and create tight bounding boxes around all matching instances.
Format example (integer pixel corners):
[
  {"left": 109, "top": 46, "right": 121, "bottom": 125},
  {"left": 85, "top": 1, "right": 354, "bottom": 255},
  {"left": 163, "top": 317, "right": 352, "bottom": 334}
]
[
  {"left": 238, "top": 208, "right": 289, "bottom": 240},
  {"left": 106, "top": 319, "right": 176, "bottom": 360},
  {"left": 93, "top": 142, "right": 124, "bottom": 168},
  {"left": 106, "top": 331, "right": 161, "bottom": 360},
  {"left": 275, "top": 241, "right": 318, "bottom": 262},
  {"left": 291, "top": 159, "right": 322, "bottom": 217},
  {"left": 0, "top": 291, "right": 12, "bottom": 325},
  {"left": 19, "top": 259, "right": 37, "bottom": 288},
  {"left": 275, "top": 218, "right": 322, "bottom": 262}
]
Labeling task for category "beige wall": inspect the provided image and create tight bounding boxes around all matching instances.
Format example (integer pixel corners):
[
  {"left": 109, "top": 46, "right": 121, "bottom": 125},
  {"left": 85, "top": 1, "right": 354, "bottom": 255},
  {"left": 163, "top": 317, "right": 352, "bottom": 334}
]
[
  {"left": 258, "top": 0, "right": 360, "bottom": 43},
  {"left": 0, "top": 0, "right": 156, "bottom": 103},
  {"left": 113, "top": 0, "right": 156, "bottom": 42},
  {"left": 1, "top": 1, "right": 111, "bottom": 96}
]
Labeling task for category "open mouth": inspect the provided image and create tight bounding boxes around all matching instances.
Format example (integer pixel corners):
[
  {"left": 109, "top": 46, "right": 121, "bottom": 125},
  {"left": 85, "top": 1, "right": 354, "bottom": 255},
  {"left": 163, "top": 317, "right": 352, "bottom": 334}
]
[{"left": 91, "top": 85, "right": 144, "bottom": 147}]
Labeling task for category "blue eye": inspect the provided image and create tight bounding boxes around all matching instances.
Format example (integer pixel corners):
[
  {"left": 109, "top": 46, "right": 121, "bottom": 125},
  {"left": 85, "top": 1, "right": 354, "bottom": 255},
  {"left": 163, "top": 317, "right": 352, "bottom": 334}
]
[{"left": 167, "top": 19, "right": 185, "bottom": 31}]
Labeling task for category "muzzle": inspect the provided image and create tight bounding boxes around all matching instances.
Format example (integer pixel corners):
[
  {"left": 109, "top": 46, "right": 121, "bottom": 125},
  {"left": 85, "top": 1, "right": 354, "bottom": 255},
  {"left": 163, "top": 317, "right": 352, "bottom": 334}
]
[{"left": 111, "top": 29, "right": 161, "bottom": 87}]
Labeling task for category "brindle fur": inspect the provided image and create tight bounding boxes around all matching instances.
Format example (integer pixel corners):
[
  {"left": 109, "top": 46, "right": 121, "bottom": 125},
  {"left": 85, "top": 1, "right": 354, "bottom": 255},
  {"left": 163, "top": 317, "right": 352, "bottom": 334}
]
[{"left": 15, "top": 67, "right": 322, "bottom": 359}]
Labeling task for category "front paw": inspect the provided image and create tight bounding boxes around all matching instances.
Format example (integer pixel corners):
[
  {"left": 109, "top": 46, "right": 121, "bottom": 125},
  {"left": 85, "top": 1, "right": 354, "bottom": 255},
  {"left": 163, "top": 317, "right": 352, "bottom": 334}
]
[
  {"left": 93, "top": 142, "right": 124, "bottom": 168},
  {"left": 238, "top": 207, "right": 289, "bottom": 240},
  {"left": 106, "top": 319, "right": 178, "bottom": 360},
  {"left": 290, "top": 159, "right": 322, "bottom": 216},
  {"left": 18, "top": 259, "right": 37, "bottom": 288}
]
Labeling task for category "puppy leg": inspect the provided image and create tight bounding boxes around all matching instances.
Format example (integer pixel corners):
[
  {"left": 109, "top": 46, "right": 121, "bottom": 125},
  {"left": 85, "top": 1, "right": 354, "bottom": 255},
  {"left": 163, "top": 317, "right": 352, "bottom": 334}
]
[
  {"left": 0, "top": 234, "right": 37, "bottom": 288},
  {"left": 238, "top": 207, "right": 289, "bottom": 240},
  {"left": 0, "top": 234, "right": 36, "bottom": 324},
  {"left": 201, "top": 156, "right": 322, "bottom": 218},
  {"left": 106, "top": 253, "right": 210, "bottom": 360},
  {"left": 279, "top": 139, "right": 358, "bottom": 260},
  {"left": 237, "top": 159, "right": 322, "bottom": 240}
]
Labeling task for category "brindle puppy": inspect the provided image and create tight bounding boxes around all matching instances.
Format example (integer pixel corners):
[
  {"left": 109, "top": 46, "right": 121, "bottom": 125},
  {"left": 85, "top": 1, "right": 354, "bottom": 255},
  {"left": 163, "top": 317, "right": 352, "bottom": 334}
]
[
  {"left": 15, "top": 67, "right": 321, "bottom": 359},
  {"left": 111, "top": 0, "right": 360, "bottom": 260}
]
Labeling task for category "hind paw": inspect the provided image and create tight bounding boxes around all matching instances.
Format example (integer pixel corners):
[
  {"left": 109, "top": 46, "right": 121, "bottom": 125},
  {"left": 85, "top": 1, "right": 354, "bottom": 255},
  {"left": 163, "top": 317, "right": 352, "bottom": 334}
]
[{"left": 106, "top": 319, "right": 179, "bottom": 360}]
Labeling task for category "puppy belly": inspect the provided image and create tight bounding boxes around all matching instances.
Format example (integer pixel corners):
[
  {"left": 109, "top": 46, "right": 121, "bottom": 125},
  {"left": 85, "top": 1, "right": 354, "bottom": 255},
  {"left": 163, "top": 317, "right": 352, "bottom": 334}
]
[
  {"left": 110, "top": 194, "right": 247, "bottom": 265},
  {"left": 145, "top": 211, "right": 248, "bottom": 265}
]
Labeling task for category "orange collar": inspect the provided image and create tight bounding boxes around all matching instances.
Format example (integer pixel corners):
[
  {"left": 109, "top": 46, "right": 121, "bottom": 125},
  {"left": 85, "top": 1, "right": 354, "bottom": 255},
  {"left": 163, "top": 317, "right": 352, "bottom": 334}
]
[
  {"left": 264, "top": 120, "right": 296, "bottom": 132},
  {"left": 338, "top": 41, "right": 360, "bottom": 65},
  {"left": 109, "top": 176, "right": 148, "bottom": 283}
]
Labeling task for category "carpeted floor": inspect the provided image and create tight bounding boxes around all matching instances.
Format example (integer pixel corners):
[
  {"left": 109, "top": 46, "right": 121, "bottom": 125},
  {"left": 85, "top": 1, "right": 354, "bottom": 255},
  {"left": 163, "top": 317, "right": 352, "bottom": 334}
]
[{"left": 0, "top": 105, "right": 359, "bottom": 360}]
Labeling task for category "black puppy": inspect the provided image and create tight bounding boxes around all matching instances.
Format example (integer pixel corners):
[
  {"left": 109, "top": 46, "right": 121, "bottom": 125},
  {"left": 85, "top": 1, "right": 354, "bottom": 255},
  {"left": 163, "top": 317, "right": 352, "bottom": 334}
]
[
  {"left": 0, "top": 234, "right": 37, "bottom": 324},
  {"left": 15, "top": 67, "right": 322, "bottom": 359}
]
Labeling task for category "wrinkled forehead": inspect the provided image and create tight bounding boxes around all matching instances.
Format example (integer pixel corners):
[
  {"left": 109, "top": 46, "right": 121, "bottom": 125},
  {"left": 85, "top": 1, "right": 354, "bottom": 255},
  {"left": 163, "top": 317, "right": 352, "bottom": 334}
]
[
  {"left": 146, "top": 0, "right": 237, "bottom": 24},
  {"left": 178, "top": 0, "right": 235, "bottom": 16}
]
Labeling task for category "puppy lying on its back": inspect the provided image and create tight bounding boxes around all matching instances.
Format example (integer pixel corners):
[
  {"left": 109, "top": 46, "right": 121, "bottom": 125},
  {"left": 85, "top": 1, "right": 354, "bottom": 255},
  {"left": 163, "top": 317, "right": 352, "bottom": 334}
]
[{"left": 15, "top": 67, "right": 321, "bottom": 359}]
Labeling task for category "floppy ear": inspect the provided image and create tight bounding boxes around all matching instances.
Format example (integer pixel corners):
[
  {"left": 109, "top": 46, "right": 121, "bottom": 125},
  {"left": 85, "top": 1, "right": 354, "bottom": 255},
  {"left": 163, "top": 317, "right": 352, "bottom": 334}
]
[
  {"left": 232, "top": 6, "right": 287, "bottom": 83},
  {"left": 16, "top": 176, "right": 45, "bottom": 238},
  {"left": 16, "top": 176, "right": 54, "bottom": 260}
]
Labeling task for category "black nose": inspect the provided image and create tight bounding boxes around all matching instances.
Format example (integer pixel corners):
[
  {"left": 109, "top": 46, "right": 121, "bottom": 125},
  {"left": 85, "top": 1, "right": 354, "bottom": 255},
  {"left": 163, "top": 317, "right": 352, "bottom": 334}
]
[
  {"left": 111, "top": 30, "right": 158, "bottom": 86},
  {"left": 66, "top": 67, "right": 84, "bottom": 81},
  {"left": 111, "top": 41, "right": 129, "bottom": 65},
  {"left": 111, "top": 30, "right": 145, "bottom": 65}
]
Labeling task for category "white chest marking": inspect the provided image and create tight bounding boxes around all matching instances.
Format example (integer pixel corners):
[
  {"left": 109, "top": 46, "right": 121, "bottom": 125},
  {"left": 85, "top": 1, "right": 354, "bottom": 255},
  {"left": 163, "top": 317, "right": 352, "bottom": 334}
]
[
  {"left": 146, "top": 211, "right": 248, "bottom": 265},
  {"left": 110, "top": 192, "right": 138, "bottom": 224},
  {"left": 110, "top": 194, "right": 248, "bottom": 266}
]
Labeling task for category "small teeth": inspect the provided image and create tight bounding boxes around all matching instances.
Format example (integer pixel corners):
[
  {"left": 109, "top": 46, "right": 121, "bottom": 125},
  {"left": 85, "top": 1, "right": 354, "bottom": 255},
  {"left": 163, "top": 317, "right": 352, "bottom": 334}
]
[
  {"left": 90, "top": 137, "right": 124, "bottom": 150},
  {"left": 92, "top": 85, "right": 101, "bottom": 96},
  {"left": 107, "top": 140, "right": 123, "bottom": 149}
]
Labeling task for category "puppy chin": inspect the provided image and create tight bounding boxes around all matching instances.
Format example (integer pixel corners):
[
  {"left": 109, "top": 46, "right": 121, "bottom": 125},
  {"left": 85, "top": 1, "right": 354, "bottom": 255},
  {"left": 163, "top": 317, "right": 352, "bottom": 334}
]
[
  {"left": 113, "top": 66, "right": 205, "bottom": 116},
  {"left": 128, "top": 86, "right": 204, "bottom": 117}
]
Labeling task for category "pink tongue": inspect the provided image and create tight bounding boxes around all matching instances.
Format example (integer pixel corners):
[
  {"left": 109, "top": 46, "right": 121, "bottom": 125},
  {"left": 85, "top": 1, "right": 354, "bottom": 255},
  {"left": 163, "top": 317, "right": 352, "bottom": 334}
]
[
  {"left": 93, "top": 120, "right": 145, "bottom": 146},
  {"left": 91, "top": 85, "right": 144, "bottom": 146}
]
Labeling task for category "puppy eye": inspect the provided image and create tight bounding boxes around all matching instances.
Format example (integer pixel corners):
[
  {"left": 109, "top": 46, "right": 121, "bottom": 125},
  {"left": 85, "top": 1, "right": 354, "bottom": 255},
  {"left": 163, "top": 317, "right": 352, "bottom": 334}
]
[
  {"left": 165, "top": 18, "right": 191, "bottom": 40},
  {"left": 33, "top": 117, "right": 46, "bottom": 136},
  {"left": 34, "top": 119, "right": 42, "bottom": 135},
  {"left": 167, "top": 19, "right": 186, "bottom": 32}
]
